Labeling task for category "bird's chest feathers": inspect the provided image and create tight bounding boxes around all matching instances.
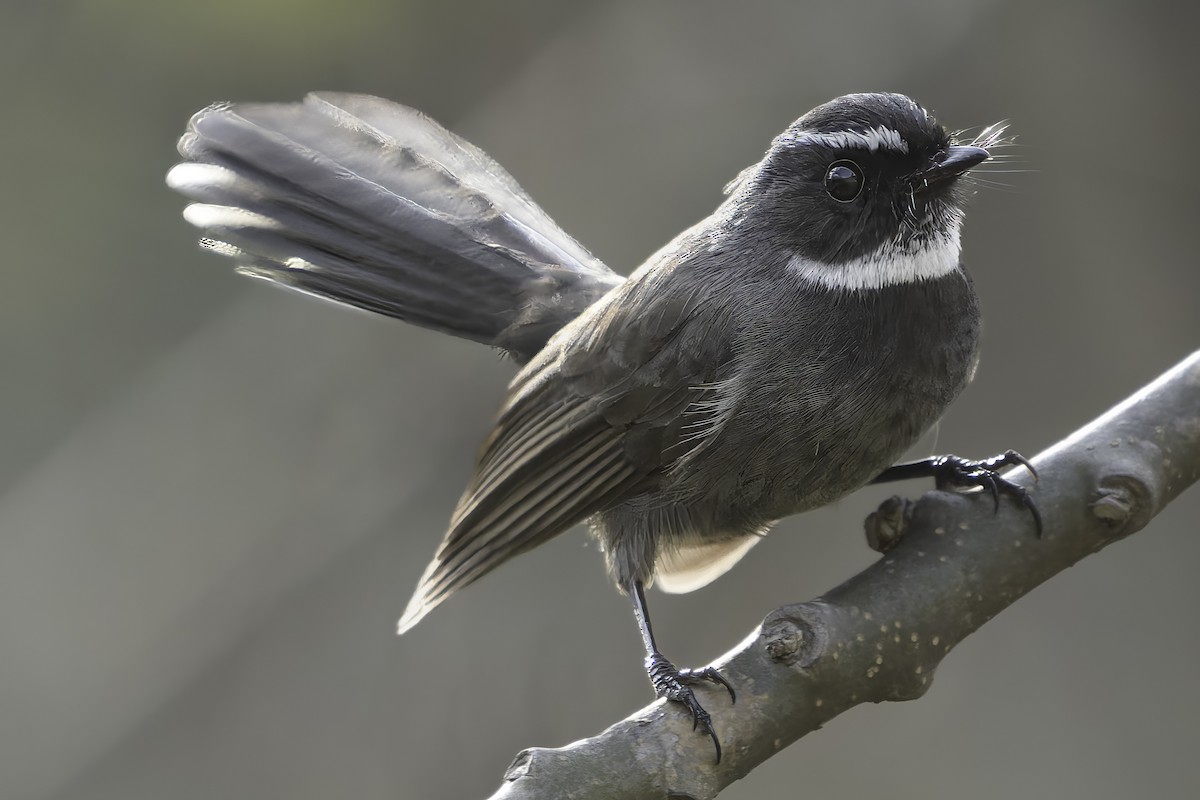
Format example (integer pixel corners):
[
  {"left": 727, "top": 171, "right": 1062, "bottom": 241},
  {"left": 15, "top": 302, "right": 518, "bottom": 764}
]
[{"left": 713, "top": 271, "right": 980, "bottom": 506}]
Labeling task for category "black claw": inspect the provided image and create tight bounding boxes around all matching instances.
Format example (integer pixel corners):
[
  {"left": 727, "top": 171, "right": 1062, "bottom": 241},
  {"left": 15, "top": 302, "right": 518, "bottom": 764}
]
[
  {"left": 1009, "top": 451, "right": 1039, "bottom": 483},
  {"left": 1023, "top": 491, "right": 1044, "bottom": 538},
  {"left": 647, "top": 654, "right": 733, "bottom": 764},
  {"left": 679, "top": 666, "right": 737, "bottom": 704},
  {"left": 712, "top": 669, "right": 737, "bottom": 704},
  {"left": 930, "top": 451, "right": 1042, "bottom": 536},
  {"left": 707, "top": 726, "right": 722, "bottom": 763},
  {"left": 982, "top": 473, "right": 1000, "bottom": 513}
]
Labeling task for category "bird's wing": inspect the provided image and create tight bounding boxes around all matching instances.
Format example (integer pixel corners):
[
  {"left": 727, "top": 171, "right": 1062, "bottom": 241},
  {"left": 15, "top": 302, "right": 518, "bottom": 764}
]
[{"left": 398, "top": 270, "right": 732, "bottom": 631}]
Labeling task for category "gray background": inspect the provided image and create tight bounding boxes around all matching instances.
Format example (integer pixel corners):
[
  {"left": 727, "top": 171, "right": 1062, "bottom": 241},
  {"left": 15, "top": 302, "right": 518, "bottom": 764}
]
[{"left": 2, "top": 1, "right": 1198, "bottom": 798}]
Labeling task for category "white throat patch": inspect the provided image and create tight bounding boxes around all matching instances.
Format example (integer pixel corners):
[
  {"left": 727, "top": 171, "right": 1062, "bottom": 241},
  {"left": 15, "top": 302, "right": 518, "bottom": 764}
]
[{"left": 786, "top": 227, "right": 962, "bottom": 291}]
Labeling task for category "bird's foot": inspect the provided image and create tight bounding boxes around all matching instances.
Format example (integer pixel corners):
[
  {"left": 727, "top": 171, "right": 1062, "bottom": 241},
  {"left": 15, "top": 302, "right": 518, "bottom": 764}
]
[
  {"left": 931, "top": 450, "right": 1043, "bottom": 536},
  {"left": 646, "top": 653, "right": 735, "bottom": 763}
]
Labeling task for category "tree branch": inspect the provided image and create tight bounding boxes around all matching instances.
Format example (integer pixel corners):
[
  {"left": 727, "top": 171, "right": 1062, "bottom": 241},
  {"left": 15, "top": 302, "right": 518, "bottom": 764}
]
[{"left": 486, "top": 350, "right": 1200, "bottom": 800}]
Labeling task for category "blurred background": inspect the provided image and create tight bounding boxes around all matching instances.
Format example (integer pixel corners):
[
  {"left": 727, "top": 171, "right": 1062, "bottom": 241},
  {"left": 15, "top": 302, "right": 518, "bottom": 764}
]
[{"left": 2, "top": 0, "right": 1198, "bottom": 798}]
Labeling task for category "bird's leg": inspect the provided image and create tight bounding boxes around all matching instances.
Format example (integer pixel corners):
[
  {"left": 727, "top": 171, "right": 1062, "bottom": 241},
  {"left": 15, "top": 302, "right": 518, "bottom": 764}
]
[
  {"left": 627, "top": 579, "right": 735, "bottom": 763},
  {"left": 872, "top": 449, "right": 1042, "bottom": 535}
]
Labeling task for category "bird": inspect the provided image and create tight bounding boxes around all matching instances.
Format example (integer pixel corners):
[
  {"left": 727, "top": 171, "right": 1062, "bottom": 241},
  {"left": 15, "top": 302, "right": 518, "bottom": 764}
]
[{"left": 167, "top": 91, "right": 1038, "bottom": 761}]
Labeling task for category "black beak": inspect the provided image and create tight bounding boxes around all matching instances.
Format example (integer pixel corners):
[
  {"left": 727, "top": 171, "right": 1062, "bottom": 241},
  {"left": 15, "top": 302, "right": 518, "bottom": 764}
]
[{"left": 915, "top": 145, "right": 989, "bottom": 191}]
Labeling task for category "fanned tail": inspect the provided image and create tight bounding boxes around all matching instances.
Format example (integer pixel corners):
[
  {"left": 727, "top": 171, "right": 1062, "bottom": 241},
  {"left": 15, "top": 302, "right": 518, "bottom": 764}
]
[{"left": 167, "top": 92, "right": 622, "bottom": 361}]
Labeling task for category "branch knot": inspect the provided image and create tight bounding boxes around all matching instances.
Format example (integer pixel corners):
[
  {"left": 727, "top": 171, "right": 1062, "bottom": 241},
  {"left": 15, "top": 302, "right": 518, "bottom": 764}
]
[
  {"left": 761, "top": 603, "right": 828, "bottom": 667},
  {"left": 1090, "top": 473, "right": 1152, "bottom": 540}
]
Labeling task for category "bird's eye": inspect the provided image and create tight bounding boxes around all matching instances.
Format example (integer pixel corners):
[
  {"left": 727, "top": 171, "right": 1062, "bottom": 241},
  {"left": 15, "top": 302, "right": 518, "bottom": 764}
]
[{"left": 824, "top": 160, "right": 864, "bottom": 202}]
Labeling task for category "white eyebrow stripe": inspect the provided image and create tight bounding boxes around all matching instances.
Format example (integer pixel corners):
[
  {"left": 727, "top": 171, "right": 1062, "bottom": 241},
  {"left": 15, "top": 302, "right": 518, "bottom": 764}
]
[{"left": 793, "top": 126, "right": 909, "bottom": 153}]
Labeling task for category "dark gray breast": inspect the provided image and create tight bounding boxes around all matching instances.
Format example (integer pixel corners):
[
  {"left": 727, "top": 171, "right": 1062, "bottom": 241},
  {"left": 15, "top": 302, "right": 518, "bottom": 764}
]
[{"left": 670, "top": 266, "right": 981, "bottom": 528}]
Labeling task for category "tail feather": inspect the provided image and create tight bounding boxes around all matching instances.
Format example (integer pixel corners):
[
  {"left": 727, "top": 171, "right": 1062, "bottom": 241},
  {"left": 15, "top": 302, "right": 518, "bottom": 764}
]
[{"left": 167, "top": 93, "right": 622, "bottom": 360}]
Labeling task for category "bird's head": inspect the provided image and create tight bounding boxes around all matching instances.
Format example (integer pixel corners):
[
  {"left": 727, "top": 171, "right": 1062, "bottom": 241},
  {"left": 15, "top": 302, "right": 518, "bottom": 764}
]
[{"left": 733, "top": 92, "right": 1001, "bottom": 290}]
